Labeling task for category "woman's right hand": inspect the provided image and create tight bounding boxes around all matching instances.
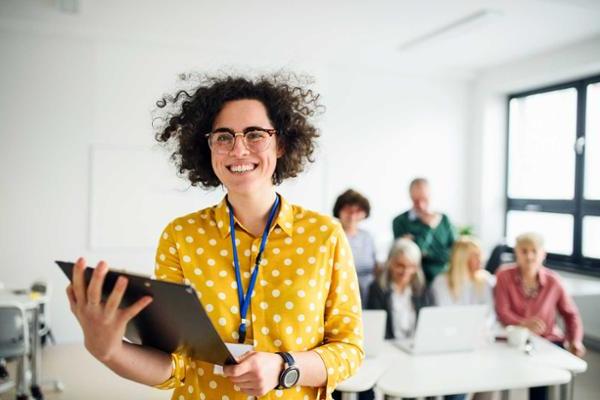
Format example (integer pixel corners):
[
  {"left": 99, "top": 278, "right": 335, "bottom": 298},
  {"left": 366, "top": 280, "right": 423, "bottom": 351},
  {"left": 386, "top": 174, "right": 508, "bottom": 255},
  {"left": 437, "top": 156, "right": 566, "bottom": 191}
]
[
  {"left": 521, "top": 317, "right": 546, "bottom": 335},
  {"left": 66, "top": 257, "right": 153, "bottom": 364}
]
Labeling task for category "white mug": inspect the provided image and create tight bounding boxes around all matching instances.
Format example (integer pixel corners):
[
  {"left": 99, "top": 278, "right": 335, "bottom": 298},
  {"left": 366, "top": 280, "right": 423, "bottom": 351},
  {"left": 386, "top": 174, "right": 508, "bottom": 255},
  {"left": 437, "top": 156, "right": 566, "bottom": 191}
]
[{"left": 506, "top": 325, "right": 530, "bottom": 348}]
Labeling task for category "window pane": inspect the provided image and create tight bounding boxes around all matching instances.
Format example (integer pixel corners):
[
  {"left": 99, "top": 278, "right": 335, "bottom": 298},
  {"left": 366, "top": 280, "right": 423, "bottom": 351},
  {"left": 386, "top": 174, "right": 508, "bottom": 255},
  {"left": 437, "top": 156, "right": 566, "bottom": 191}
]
[
  {"left": 508, "top": 89, "right": 577, "bottom": 199},
  {"left": 506, "top": 211, "right": 573, "bottom": 255},
  {"left": 585, "top": 82, "right": 600, "bottom": 200},
  {"left": 583, "top": 216, "right": 600, "bottom": 259}
]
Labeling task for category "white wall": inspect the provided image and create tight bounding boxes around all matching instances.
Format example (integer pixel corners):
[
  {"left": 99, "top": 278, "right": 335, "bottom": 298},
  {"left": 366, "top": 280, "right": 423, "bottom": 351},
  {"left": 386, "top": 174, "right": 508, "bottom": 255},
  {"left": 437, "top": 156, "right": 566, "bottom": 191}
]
[
  {"left": 469, "top": 34, "right": 600, "bottom": 341},
  {"left": 0, "top": 26, "right": 470, "bottom": 342}
]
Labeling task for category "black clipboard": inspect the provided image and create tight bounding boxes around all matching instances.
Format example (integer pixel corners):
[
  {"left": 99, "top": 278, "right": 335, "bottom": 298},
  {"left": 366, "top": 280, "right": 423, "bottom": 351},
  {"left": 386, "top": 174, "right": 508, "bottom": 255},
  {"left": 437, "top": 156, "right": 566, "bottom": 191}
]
[{"left": 56, "top": 260, "right": 236, "bottom": 366}]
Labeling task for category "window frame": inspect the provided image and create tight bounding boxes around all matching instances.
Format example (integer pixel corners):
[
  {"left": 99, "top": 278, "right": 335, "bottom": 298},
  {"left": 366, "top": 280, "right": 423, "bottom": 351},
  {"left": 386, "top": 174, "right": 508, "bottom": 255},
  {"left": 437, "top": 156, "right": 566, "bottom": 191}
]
[{"left": 505, "top": 73, "right": 600, "bottom": 277}]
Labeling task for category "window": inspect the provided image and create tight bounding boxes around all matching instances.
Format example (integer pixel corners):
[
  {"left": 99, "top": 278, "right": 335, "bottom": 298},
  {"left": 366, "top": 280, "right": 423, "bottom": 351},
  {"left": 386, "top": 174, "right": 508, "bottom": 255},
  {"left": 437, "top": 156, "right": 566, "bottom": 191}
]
[{"left": 506, "top": 74, "right": 600, "bottom": 275}]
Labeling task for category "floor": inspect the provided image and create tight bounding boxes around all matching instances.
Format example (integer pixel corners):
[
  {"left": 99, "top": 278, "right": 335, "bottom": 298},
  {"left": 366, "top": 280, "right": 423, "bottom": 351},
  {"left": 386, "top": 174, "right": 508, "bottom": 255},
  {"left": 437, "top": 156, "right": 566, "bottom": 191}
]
[
  {"left": 1, "top": 344, "right": 598, "bottom": 400},
  {"left": 0, "top": 344, "right": 167, "bottom": 400}
]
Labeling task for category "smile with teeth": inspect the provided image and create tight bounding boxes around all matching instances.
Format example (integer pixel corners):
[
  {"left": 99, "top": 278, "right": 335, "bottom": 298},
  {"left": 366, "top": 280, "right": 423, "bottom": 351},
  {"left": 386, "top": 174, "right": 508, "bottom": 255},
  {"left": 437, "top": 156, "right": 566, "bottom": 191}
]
[{"left": 227, "top": 163, "right": 258, "bottom": 173}]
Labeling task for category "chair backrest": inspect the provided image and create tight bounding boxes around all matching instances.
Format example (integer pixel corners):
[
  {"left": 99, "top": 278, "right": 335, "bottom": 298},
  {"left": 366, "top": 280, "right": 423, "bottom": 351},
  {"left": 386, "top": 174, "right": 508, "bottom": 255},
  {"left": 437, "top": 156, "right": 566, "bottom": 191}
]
[
  {"left": 30, "top": 281, "right": 48, "bottom": 295},
  {"left": 30, "top": 280, "right": 53, "bottom": 340},
  {"left": 485, "top": 244, "right": 513, "bottom": 275},
  {"left": 0, "top": 304, "right": 29, "bottom": 359},
  {"left": 362, "top": 309, "right": 387, "bottom": 357}
]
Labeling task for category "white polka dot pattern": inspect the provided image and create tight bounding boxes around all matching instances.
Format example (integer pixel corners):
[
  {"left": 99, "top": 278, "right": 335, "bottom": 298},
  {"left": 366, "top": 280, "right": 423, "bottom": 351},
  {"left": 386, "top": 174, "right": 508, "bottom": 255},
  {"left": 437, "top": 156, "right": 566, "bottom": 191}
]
[{"left": 153, "top": 195, "right": 364, "bottom": 399}]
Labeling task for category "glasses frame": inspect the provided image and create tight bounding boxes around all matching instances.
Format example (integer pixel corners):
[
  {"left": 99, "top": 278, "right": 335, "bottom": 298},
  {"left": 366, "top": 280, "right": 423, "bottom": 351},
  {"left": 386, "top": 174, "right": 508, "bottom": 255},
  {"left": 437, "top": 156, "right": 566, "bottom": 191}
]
[{"left": 205, "top": 127, "right": 277, "bottom": 154}]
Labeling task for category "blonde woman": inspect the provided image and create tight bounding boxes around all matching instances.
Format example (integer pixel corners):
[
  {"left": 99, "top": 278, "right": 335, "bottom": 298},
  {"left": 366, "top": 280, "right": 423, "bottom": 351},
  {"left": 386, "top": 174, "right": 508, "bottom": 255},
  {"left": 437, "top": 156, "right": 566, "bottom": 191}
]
[
  {"left": 366, "top": 238, "right": 427, "bottom": 340},
  {"left": 431, "top": 236, "right": 495, "bottom": 308},
  {"left": 431, "top": 237, "right": 495, "bottom": 400}
]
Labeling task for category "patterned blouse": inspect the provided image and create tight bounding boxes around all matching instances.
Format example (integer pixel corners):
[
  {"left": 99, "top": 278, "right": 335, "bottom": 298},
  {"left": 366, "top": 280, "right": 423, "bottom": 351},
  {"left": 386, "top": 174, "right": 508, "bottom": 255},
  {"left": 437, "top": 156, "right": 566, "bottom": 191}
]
[{"left": 153, "top": 195, "right": 364, "bottom": 399}]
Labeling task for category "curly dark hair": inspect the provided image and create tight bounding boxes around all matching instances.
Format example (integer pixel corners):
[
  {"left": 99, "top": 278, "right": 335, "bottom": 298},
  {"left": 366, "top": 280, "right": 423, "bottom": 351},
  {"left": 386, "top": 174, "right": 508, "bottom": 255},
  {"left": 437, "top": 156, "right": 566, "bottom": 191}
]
[
  {"left": 153, "top": 72, "right": 323, "bottom": 188},
  {"left": 333, "top": 189, "right": 371, "bottom": 218}
]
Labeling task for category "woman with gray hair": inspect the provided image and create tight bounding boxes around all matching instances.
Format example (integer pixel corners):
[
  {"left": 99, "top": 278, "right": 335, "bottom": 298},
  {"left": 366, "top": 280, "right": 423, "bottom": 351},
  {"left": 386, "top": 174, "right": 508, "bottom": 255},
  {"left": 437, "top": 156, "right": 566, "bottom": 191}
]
[
  {"left": 367, "top": 239, "right": 468, "bottom": 400},
  {"left": 366, "top": 238, "right": 427, "bottom": 340}
]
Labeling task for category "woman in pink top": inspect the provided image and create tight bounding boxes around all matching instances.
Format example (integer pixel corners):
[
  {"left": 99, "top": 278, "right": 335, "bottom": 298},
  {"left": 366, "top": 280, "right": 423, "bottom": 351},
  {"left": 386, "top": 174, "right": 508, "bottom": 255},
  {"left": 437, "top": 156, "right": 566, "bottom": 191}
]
[
  {"left": 495, "top": 232, "right": 585, "bottom": 400},
  {"left": 495, "top": 232, "right": 585, "bottom": 356}
]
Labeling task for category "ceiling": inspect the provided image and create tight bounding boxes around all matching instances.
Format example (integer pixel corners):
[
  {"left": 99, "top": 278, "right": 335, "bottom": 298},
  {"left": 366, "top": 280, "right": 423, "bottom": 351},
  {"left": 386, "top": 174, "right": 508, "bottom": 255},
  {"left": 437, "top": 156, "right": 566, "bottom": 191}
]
[{"left": 1, "top": 0, "right": 600, "bottom": 78}]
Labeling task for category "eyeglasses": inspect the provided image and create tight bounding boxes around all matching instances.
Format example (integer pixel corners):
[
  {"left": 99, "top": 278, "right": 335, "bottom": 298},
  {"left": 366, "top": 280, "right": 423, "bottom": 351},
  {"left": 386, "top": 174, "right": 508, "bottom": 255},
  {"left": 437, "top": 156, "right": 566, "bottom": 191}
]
[{"left": 205, "top": 127, "right": 277, "bottom": 154}]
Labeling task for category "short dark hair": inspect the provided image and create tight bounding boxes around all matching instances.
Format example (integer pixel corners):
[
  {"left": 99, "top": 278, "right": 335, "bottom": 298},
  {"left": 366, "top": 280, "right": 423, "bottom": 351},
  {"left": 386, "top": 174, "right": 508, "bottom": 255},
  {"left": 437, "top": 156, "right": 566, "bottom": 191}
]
[
  {"left": 333, "top": 189, "right": 371, "bottom": 218},
  {"left": 153, "top": 73, "right": 323, "bottom": 188},
  {"left": 409, "top": 177, "right": 429, "bottom": 192}
]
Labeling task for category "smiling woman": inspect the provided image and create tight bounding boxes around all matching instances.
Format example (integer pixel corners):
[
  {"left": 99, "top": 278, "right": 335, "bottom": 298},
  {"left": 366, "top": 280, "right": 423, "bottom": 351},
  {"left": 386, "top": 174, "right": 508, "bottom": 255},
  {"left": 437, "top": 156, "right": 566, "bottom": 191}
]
[
  {"left": 154, "top": 74, "right": 321, "bottom": 188},
  {"left": 65, "top": 73, "right": 364, "bottom": 400}
]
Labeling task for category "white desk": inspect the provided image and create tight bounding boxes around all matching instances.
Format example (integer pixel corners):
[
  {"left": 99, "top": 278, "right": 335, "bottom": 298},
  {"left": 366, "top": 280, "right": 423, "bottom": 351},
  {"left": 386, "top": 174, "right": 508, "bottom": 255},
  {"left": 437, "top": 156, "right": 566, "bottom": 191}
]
[
  {"left": 521, "top": 336, "right": 587, "bottom": 374},
  {"left": 526, "top": 335, "right": 587, "bottom": 400},
  {"left": 336, "top": 337, "right": 587, "bottom": 400},
  {"left": 376, "top": 341, "right": 572, "bottom": 399}
]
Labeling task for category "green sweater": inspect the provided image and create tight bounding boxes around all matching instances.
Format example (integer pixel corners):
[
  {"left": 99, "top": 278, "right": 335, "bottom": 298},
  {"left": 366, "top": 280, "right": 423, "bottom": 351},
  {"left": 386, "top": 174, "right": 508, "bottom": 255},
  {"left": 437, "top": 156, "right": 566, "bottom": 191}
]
[{"left": 392, "top": 211, "right": 456, "bottom": 284}]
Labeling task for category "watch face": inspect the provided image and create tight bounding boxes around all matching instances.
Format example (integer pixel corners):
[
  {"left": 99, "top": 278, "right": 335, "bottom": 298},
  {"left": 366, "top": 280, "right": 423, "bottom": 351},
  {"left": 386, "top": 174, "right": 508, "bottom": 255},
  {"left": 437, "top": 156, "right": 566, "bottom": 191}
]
[{"left": 283, "top": 367, "right": 300, "bottom": 387}]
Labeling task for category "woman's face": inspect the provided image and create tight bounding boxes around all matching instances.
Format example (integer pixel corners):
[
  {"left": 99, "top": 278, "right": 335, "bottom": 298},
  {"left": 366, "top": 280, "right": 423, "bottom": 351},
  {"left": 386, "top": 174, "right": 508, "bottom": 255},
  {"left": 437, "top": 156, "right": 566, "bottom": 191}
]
[
  {"left": 467, "top": 248, "right": 482, "bottom": 275},
  {"left": 210, "top": 99, "right": 281, "bottom": 196},
  {"left": 515, "top": 243, "right": 545, "bottom": 273},
  {"left": 338, "top": 205, "right": 366, "bottom": 229},
  {"left": 389, "top": 253, "right": 416, "bottom": 287}
]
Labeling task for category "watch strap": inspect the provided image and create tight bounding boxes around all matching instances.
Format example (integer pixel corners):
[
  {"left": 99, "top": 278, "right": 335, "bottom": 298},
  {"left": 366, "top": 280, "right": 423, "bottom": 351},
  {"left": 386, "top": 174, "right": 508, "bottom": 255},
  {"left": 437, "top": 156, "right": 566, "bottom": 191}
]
[{"left": 276, "top": 351, "right": 295, "bottom": 367}]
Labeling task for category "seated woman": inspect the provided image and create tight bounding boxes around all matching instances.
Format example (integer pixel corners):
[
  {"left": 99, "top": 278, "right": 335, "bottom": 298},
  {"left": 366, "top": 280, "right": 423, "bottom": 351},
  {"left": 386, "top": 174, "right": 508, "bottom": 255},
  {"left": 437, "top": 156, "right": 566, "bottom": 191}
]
[
  {"left": 366, "top": 238, "right": 426, "bottom": 339},
  {"left": 431, "top": 236, "right": 495, "bottom": 308},
  {"left": 333, "top": 189, "right": 378, "bottom": 304},
  {"left": 431, "top": 236, "right": 496, "bottom": 400},
  {"left": 495, "top": 232, "right": 585, "bottom": 400},
  {"left": 366, "top": 239, "right": 465, "bottom": 400}
]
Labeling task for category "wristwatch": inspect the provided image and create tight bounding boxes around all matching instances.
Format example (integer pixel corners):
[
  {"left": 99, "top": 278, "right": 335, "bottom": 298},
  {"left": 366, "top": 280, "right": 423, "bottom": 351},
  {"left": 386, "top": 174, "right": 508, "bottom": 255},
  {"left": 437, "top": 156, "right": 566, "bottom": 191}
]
[{"left": 276, "top": 352, "right": 300, "bottom": 389}]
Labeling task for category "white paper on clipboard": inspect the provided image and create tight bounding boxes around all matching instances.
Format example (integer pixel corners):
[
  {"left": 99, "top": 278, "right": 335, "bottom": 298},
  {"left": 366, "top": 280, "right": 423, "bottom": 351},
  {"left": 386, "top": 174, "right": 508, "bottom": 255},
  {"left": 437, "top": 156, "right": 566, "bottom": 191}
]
[{"left": 213, "top": 342, "right": 254, "bottom": 375}]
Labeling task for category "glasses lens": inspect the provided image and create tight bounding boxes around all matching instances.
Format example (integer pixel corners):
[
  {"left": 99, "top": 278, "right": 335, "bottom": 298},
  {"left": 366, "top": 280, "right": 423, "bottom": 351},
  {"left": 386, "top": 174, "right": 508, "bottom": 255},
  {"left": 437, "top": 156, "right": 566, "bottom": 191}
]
[
  {"left": 245, "top": 130, "right": 270, "bottom": 151},
  {"left": 210, "top": 132, "right": 234, "bottom": 151}
]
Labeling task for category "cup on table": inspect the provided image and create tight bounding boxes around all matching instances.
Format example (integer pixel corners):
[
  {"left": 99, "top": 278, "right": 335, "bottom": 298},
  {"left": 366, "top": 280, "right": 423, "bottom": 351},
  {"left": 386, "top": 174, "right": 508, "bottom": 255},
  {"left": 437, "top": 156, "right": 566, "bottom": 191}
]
[{"left": 506, "top": 325, "right": 529, "bottom": 349}]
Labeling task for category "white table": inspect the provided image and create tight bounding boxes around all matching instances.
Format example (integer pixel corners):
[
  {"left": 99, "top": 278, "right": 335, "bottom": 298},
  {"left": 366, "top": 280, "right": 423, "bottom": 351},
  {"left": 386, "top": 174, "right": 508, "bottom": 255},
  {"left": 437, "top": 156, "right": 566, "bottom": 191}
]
[
  {"left": 336, "top": 336, "right": 587, "bottom": 400},
  {"left": 525, "top": 335, "right": 587, "bottom": 400},
  {"left": 376, "top": 340, "right": 572, "bottom": 399},
  {"left": 0, "top": 290, "right": 46, "bottom": 399},
  {"left": 516, "top": 336, "right": 587, "bottom": 373}
]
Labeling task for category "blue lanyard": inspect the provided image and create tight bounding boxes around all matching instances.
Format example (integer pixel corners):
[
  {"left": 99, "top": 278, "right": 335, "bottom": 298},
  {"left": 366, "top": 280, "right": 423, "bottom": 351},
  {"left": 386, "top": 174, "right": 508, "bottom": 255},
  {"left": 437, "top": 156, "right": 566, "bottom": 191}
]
[{"left": 227, "top": 195, "right": 280, "bottom": 344}]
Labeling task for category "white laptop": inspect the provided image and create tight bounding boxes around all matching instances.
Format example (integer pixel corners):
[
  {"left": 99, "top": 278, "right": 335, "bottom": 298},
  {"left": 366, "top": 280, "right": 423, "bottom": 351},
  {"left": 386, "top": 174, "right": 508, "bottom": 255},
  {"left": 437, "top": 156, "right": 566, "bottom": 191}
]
[
  {"left": 362, "top": 309, "right": 387, "bottom": 358},
  {"left": 394, "top": 304, "right": 487, "bottom": 355}
]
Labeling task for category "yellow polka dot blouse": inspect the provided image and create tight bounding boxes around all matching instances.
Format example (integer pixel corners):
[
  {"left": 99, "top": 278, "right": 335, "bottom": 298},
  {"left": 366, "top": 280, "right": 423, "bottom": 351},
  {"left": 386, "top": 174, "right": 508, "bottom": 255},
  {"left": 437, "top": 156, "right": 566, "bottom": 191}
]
[{"left": 153, "top": 195, "right": 364, "bottom": 400}]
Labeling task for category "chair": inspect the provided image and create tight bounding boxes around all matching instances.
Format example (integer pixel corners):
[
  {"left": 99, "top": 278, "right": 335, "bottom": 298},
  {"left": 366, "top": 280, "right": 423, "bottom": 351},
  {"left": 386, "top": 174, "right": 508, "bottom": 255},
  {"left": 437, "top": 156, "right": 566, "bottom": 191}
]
[
  {"left": 0, "top": 302, "right": 30, "bottom": 400},
  {"left": 30, "top": 281, "right": 55, "bottom": 346},
  {"left": 485, "top": 244, "right": 513, "bottom": 275},
  {"left": 362, "top": 309, "right": 387, "bottom": 357}
]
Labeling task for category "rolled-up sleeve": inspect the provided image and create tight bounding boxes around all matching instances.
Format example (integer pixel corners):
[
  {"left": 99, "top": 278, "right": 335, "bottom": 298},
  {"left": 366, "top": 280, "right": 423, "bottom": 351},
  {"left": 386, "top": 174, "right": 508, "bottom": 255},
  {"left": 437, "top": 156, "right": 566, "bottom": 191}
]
[
  {"left": 557, "top": 284, "right": 584, "bottom": 344},
  {"left": 314, "top": 225, "right": 365, "bottom": 398}
]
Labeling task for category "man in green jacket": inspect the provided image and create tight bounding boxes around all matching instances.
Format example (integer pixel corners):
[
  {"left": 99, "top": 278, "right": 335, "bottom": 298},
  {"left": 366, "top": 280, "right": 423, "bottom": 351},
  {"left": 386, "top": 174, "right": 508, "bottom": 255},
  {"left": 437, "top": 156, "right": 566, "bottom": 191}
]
[{"left": 392, "top": 178, "right": 455, "bottom": 285}]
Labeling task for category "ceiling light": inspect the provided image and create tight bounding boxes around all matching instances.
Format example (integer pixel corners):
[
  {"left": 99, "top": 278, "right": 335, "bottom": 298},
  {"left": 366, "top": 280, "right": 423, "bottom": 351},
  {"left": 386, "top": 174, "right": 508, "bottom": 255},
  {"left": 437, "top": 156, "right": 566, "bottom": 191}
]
[{"left": 398, "top": 9, "right": 502, "bottom": 51}]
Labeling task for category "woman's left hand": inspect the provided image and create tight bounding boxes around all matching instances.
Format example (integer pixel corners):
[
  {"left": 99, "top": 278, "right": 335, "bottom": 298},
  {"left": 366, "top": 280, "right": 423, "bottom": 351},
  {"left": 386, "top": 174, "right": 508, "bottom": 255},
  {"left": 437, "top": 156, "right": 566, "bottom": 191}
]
[{"left": 222, "top": 351, "right": 284, "bottom": 396}]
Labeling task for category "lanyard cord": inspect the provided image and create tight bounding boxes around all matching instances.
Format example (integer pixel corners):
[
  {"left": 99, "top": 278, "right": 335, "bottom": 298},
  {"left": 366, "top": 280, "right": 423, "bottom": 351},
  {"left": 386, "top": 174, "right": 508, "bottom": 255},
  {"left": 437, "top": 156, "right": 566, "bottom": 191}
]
[{"left": 227, "top": 195, "right": 280, "bottom": 344}]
